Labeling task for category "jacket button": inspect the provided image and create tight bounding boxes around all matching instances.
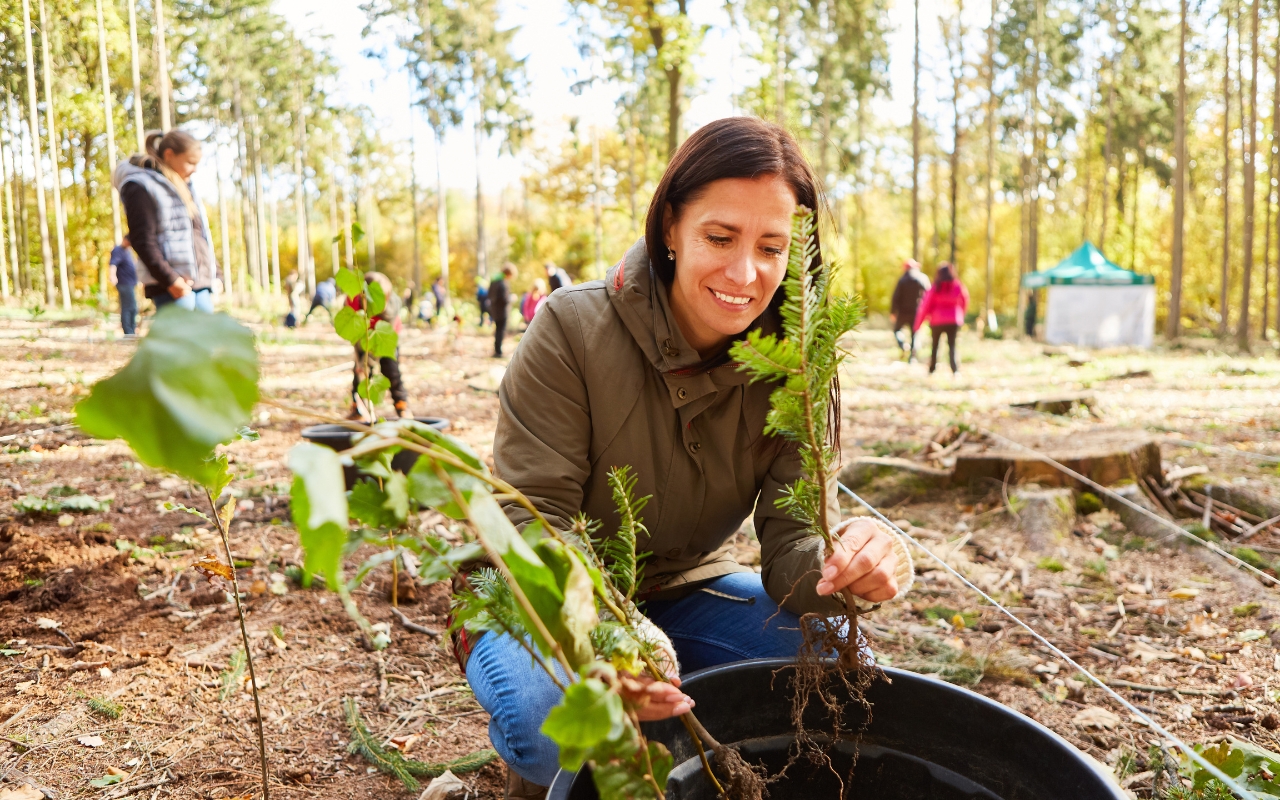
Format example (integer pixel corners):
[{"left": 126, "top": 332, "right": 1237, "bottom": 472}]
[
  {"left": 689, "top": 441, "right": 701, "bottom": 453},
  {"left": 667, "top": 548, "right": 681, "bottom": 558},
  {"left": 663, "top": 338, "right": 679, "bottom": 357},
  {"left": 677, "top": 388, "right": 688, "bottom": 400}
]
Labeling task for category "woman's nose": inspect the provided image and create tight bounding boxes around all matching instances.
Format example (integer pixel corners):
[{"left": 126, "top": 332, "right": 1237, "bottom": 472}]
[{"left": 721, "top": 250, "right": 757, "bottom": 287}]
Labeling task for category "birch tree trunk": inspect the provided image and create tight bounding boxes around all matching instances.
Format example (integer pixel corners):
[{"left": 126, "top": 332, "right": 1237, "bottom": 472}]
[
  {"left": 434, "top": 128, "right": 448, "bottom": 304},
  {"left": 1220, "top": 0, "right": 1233, "bottom": 337},
  {"left": 984, "top": 0, "right": 996, "bottom": 329},
  {"left": 774, "top": 0, "right": 787, "bottom": 125},
  {"left": 1, "top": 112, "right": 17, "bottom": 294},
  {"left": 1268, "top": 18, "right": 1280, "bottom": 339},
  {"left": 409, "top": 82, "right": 421, "bottom": 294},
  {"left": 474, "top": 63, "right": 486, "bottom": 282},
  {"left": 38, "top": 0, "right": 70, "bottom": 309},
  {"left": 156, "top": 0, "right": 171, "bottom": 131},
  {"left": 1099, "top": 66, "right": 1115, "bottom": 252},
  {"left": 270, "top": 178, "right": 280, "bottom": 297},
  {"left": 911, "top": 0, "right": 921, "bottom": 261},
  {"left": 21, "top": 0, "right": 55, "bottom": 306},
  {"left": 214, "top": 149, "right": 233, "bottom": 301},
  {"left": 128, "top": 0, "right": 144, "bottom": 150},
  {"left": 1236, "top": 0, "right": 1258, "bottom": 350},
  {"left": 1168, "top": 0, "right": 1188, "bottom": 339},
  {"left": 96, "top": 0, "right": 122, "bottom": 306}
]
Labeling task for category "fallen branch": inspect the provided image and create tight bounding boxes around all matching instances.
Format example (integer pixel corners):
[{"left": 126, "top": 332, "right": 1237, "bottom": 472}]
[
  {"left": 389, "top": 606, "right": 441, "bottom": 638},
  {"left": 1105, "top": 679, "right": 1233, "bottom": 697},
  {"left": 101, "top": 774, "right": 173, "bottom": 800}
]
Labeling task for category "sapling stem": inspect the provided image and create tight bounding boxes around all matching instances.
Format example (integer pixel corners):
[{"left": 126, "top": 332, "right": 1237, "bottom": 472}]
[{"left": 206, "top": 488, "right": 270, "bottom": 800}]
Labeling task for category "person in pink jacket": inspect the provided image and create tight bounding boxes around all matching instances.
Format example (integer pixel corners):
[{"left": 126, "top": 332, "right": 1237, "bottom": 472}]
[{"left": 913, "top": 262, "right": 969, "bottom": 374}]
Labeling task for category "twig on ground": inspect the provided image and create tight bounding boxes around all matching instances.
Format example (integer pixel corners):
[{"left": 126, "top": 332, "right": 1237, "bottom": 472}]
[{"left": 389, "top": 606, "right": 441, "bottom": 638}]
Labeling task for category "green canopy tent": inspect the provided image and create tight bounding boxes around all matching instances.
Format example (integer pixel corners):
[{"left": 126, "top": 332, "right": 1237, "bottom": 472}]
[{"left": 1021, "top": 243, "right": 1155, "bottom": 347}]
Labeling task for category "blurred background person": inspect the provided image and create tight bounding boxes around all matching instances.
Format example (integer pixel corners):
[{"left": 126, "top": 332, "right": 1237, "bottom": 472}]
[
  {"left": 109, "top": 235, "right": 138, "bottom": 336},
  {"left": 890, "top": 259, "right": 929, "bottom": 363},
  {"left": 913, "top": 262, "right": 969, "bottom": 376}
]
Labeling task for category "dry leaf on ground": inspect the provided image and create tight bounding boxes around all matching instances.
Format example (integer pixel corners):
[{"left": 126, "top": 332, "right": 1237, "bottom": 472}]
[
  {"left": 419, "top": 770, "right": 467, "bottom": 800},
  {"left": 192, "top": 555, "right": 233, "bottom": 581},
  {"left": 76, "top": 735, "right": 105, "bottom": 747},
  {"left": 0, "top": 786, "right": 44, "bottom": 800},
  {"left": 1073, "top": 707, "right": 1121, "bottom": 730}
]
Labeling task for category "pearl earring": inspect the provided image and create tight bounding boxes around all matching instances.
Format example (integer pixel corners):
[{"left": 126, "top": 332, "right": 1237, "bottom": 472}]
[{"left": 667, "top": 248, "right": 676, "bottom": 261}]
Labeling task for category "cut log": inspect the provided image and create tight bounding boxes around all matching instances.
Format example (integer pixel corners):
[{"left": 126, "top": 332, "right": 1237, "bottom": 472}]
[
  {"left": 1010, "top": 393, "right": 1096, "bottom": 416},
  {"left": 1201, "top": 484, "right": 1280, "bottom": 521},
  {"left": 953, "top": 429, "right": 1162, "bottom": 491},
  {"left": 1013, "top": 488, "right": 1075, "bottom": 553},
  {"left": 838, "top": 457, "right": 952, "bottom": 490}
]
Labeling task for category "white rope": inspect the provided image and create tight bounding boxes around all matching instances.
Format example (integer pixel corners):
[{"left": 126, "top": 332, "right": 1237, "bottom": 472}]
[
  {"left": 976, "top": 427, "right": 1280, "bottom": 589},
  {"left": 838, "top": 481, "right": 1261, "bottom": 800}
]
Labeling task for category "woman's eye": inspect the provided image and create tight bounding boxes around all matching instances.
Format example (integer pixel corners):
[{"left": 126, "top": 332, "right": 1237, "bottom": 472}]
[
  {"left": 763, "top": 247, "right": 784, "bottom": 257},
  {"left": 706, "top": 235, "right": 731, "bottom": 246}
]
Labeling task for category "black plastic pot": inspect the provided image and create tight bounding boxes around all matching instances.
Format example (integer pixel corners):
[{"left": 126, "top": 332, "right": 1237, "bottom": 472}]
[
  {"left": 548, "top": 659, "right": 1124, "bottom": 800},
  {"left": 299, "top": 417, "right": 449, "bottom": 488}
]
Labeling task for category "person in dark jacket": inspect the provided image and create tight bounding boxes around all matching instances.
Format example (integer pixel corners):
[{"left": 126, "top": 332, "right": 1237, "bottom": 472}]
[
  {"left": 890, "top": 259, "right": 930, "bottom": 362},
  {"left": 487, "top": 264, "right": 514, "bottom": 357},
  {"left": 476, "top": 274, "right": 490, "bottom": 326},
  {"left": 109, "top": 236, "right": 138, "bottom": 336},
  {"left": 112, "top": 129, "right": 217, "bottom": 313},
  {"left": 544, "top": 261, "right": 572, "bottom": 293}
]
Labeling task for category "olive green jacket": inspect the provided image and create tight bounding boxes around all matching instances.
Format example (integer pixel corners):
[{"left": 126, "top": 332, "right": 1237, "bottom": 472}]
[{"left": 494, "top": 240, "right": 911, "bottom": 616}]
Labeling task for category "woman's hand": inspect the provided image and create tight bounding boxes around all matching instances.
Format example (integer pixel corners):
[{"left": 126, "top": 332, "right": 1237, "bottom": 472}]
[
  {"left": 618, "top": 673, "right": 695, "bottom": 722},
  {"left": 167, "top": 277, "right": 192, "bottom": 298},
  {"left": 815, "top": 518, "right": 899, "bottom": 603}
]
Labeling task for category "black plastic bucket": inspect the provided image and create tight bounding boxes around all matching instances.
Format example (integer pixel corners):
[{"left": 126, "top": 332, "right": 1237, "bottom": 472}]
[
  {"left": 299, "top": 417, "right": 449, "bottom": 488},
  {"left": 548, "top": 659, "right": 1123, "bottom": 800}
]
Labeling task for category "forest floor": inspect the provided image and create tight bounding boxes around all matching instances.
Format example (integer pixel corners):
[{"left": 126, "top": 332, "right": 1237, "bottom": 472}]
[{"left": 1, "top": 310, "right": 1279, "bottom": 800}]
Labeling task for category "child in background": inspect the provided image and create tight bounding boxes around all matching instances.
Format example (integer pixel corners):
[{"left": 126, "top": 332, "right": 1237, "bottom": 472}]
[{"left": 347, "top": 271, "right": 412, "bottom": 420}]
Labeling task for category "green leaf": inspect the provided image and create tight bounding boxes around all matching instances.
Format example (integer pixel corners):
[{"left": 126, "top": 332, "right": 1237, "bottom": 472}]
[
  {"left": 541, "top": 678, "right": 627, "bottom": 772},
  {"left": 591, "top": 740, "right": 672, "bottom": 800},
  {"left": 384, "top": 471, "right": 409, "bottom": 522},
  {"left": 534, "top": 539, "right": 599, "bottom": 669},
  {"left": 75, "top": 309, "right": 259, "bottom": 488},
  {"left": 365, "top": 279, "right": 387, "bottom": 318},
  {"left": 15, "top": 494, "right": 110, "bottom": 514},
  {"left": 236, "top": 426, "right": 260, "bottom": 442},
  {"left": 288, "top": 443, "right": 350, "bottom": 589},
  {"left": 335, "top": 267, "right": 364, "bottom": 298},
  {"left": 369, "top": 320, "right": 398, "bottom": 359},
  {"left": 89, "top": 773, "right": 125, "bottom": 788},
  {"left": 350, "top": 221, "right": 366, "bottom": 244},
  {"left": 334, "top": 305, "right": 368, "bottom": 344},
  {"left": 403, "top": 427, "right": 488, "bottom": 518},
  {"left": 349, "top": 480, "right": 399, "bottom": 529},
  {"left": 358, "top": 374, "right": 391, "bottom": 408}
]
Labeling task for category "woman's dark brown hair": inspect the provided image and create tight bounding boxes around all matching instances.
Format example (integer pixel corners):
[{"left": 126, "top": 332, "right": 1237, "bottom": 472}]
[
  {"left": 644, "top": 116, "right": 840, "bottom": 451},
  {"left": 644, "top": 116, "right": 826, "bottom": 297}
]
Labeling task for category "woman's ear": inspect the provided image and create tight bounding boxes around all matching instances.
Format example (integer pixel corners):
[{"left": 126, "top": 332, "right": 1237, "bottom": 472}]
[{"left": 662, "top": 202, "right": 675, "bottom": 250}]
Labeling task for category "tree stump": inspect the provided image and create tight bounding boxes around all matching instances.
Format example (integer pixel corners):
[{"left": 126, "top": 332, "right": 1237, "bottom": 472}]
[
  {"left": 952, "top": 429, "right": 1162, "bottom": 492},
  {"left": 1011, "top": 393, "right": 1096, "bottom": 416},
  {"left": 1014, "top": 488, "right": 1075, "bottom": 553}
]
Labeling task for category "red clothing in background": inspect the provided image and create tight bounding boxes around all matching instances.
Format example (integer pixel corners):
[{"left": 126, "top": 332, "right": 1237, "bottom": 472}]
[{"left": 913, "top": 279, "right": 969, "bottom": 331}]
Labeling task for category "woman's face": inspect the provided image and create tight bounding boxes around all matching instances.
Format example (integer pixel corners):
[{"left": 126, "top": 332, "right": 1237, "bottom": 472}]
[
  {"left": 163, "top": 145, "right": 201, "bottom": 180},
  {"left": 663, "top": 175, "right": 796, "bottom": 357}
]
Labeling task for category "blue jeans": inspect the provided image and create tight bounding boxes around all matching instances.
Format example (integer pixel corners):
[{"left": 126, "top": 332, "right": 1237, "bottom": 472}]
[
  {"left": 153, "top": 287, "right": 214, "bottom": 313},
  {"left": 118, "top": 285, "right": 138, "bottom": 335},
  {"left": 467, "top": 572, "right": 815, "bottom": 786}
]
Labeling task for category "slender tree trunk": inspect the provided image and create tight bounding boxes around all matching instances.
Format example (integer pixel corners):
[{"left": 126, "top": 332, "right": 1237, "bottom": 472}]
[
  {"left": 1029, "top": 0, "right": 1042, "bottom": 276},
  {"left": 328, "top": 179, "right": 339, "bottom": 276},
  {"left": 627, "top": 99, "right": 638, "bottom": 234},
  {"left": 911, "top": 0, "right": 921, "bottom": 260},
  {"left": 9, "top": 94, "right": 31, "bottom": 291},
  {"left": 38, "top": 0, "right": 70, "bottom": 309},
  {"left": 984, "top": 0, "right": 996, "bottom": 328},
  {"left": 1220, "top": 0, "right": 1233, "bottom": 336},
  {"left": 1168, "top": 0, "right": 1188, "bottom": 339},
  {"left": 156, "top": 0, "right": 171, "bottom": 131},
  {"left": 343, "top": 168, "right": 354, "bottom": 270},
  {"left": 294, "top": 102, "right": 312, "bottom": 294},
  {"left": 252, "top": 124, "right": 270, "bottom": 291},
  {"left": 95, "top": 0, "right": 122, "bottom": 304},
  {"left": 474, "top": 66, "right": 486, "bottom": 281},
  {"left": 232, "top": 98, "right": 259, "bottom": 290},
  {"left": 214, "top": 148, "right": 233, "bottom": 301},
  {"left": 931, "top": 156, "right": 941, "bottom": 264},
  {"left": 1099, "top": 66, "right": 1116, "bottom": 252},
  {"left": 948, "top": 1, "right": 964, "bottom": 266},
  {"left": 1268, "top": 18, "right": 1280, "bottom": 339},
  {"left": 854, "top": 90, "right": 865, "bottom": 295},
  {"left": 128, "top": 0, "right": 144, "bottom": 150},
  {"left": 365, "top": 187, "right": 375, "bottom": 271},
  {"left": 21, "top": 0, "right": 54, "bottom": 306},
  {"left": 775, "top": 0, "right": 787, "bottom": 125},
  {"left": 433, "top": 148, "right": 448, "bottom": 300},
  {"left": 0, "top": 143, "right": 7, "bottom": 296},
  {"left": 1130, "top": 142, "right": 1141, "bottom": 270},
  {"left": 1236, "top": 0, "right": 1258, "bottom": 349},
  {"left": 1, "top": 109, "right": 18, "bottom": 294},
  {"left": 592, "top": 124, "right": 602, "bottom": 273},
  {"left": 648, "top": 1, "right": 687, "bottom": 157},
  {"left": 269, "top": 176, "right": 280, "bottom": 297},
  {"left": 408, "top": 81, "right": 421, "bottom": 295}
]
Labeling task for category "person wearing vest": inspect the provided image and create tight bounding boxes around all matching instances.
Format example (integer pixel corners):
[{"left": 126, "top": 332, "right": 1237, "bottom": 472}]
[
  {"left": 457, "top": 118, "right": 913, "bottom": 799},
  {"left": 113, "top": 129, "right": 218, "bottom": 314}
]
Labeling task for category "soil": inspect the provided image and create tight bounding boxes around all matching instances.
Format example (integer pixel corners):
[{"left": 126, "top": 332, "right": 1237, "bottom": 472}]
[{"left": 1, "top": 314, "right": 1278, "bottom": 799}]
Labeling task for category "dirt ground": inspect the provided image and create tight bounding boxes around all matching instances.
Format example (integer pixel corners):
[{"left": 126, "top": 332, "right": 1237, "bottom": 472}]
[{"left": 1, "top": 311, "right": 1278, "bottom": 800}]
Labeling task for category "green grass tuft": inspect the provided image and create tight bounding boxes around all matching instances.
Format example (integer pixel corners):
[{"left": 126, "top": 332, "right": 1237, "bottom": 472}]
[{"left": 88, "top": 697, "right": 122, "bottom": 719}]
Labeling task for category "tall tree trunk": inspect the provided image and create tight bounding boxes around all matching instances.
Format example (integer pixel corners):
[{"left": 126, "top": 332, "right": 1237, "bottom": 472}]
[
  {"left": 294, "top": 99, "right": 312, "bottom": 294},
  {"left": 253, "top": 125, "right": 270, "bottom": 292},
  {"left": 408, "top": 80, "right": 421, "bottom": 295},
  {"left": 474, "top": 62, "right": 486, "bottom": 282},
  {"left": 1, "top": 106, "right": 18, "bottom": 294},
  {"left": 12, "top": 94, "right": 32, "bottom": 291},
  {"left": 775, "top": 0, "right": 787, "bottom": 125},
  {"left": 270, "top": 181, "right": 280, "bottom": 298},
  {"left": 592, "top": 124, "right": 603, "bottom": 273},
  {"left": 948, "top": 0, "right": 964, "bottom": 266},
  {"left": 1168, "top": 0, "right": 1188, "bottom": 339},
  {"left": 649, "top": 1, "right": 687, "bottom": 157},
  {"left": 1220, "top": 0, "right": 1233, "bottom": 336},
  {"left": 128, "top": 0, "right": 144, "bottom": 150},
  {"left": 214, "top": 148, "right": 233, "bottom": 301},
  {"left": 1236, "top": 0, "right": 1258, "bottom": 349},
  {"left": 343, "top": 167, "right": 354, "bottom": 271},
  {"left": 627, "top": 97, "right": 638, "bottom": 234},
  {"left": 1029, "top": 0, "right": 1042, "bottom": 276},
  {"left": 432, "top": 135, "right": 447, "bottom": 300},
  {"left": 38, "top": 0, "right": 70, "bottom": 309},
  {"left": 1268, "top": 17, "right": 1280, "bottom": 339},
  {"left": 96, "top": 0, "right": 121, "bottom": 305},
  {"left": 328, "top": 179, "right": 339, "bottom": 276},
  {"left": 156, "top": 0, "right": 171, "bottom": 131},
  {"left": 1099, "top": 65, "right": 1116, "bottom": 252},
  {"left": 1130, "top": 142, "right": 1140, "bottom": 270},
  {"left": 911, "top": 0, "right": 921, "bottom": 260},
  {"left": 21, "top": 0, "right": 55, "bottom": 306},
  {"left": 984, "top": 0, "right": 996, "bottom": 328}
]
